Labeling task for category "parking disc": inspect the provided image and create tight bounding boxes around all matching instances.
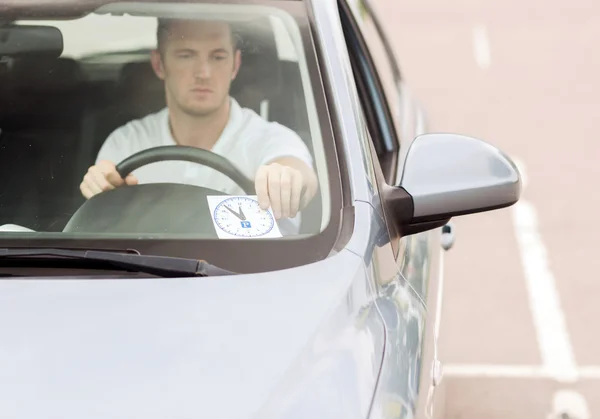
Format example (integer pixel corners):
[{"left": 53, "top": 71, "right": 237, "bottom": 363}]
[{"left": 207, "top": 195, "right": 283, "bottom": 239}]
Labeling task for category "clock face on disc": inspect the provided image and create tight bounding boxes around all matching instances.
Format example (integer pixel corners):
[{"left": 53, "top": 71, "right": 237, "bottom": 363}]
[{"left": 212, "top": 196, "right": 276, "bottom": 238}]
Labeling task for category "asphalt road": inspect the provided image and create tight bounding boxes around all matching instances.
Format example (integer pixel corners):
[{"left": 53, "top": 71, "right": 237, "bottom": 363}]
[{"left": 373, "top": 0, "right": 600, "bottom": 417}]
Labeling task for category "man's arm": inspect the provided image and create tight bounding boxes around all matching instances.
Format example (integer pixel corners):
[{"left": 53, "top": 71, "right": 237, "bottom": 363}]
[{"left": 255, "top": 157, "right": 318, "bottom": 220}]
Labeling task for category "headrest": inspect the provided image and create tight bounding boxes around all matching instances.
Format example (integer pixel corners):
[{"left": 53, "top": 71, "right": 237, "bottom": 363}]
[
  {"left": 119, "top": 61, "right": 164, "bottom": 94},
  {"left": 118, "top": 61, "right": 166, "bottom": 116},
  {"left": 10, "top": 57, "right": 83, "bottom": 92},
  {"left": 230, "top": 17, "right": 281, "bottom": 101},
  {"left": 115, "top": 17, "right": 281, "bottom": 114}
]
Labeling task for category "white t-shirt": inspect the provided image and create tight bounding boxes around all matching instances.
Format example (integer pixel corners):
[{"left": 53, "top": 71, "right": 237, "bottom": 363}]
[{"left": 96, "top": 97, "right": 313, "bottom": 234}]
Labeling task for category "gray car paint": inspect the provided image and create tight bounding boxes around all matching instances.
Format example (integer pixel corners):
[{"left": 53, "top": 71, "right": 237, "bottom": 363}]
[
  {"left": 0, "top": 1, "right": 520, "bottom": 419},
  {"left": 0, "top": 249, "right": 381, "bottom": 419}
]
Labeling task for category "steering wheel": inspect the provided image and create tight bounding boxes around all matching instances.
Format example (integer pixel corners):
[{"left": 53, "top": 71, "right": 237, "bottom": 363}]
[
  {"left": 116, "top": 145, "right": 255, "bottom": 194},
  {"left": 63, "top": 146, "right": 256, "bottom": 235}
]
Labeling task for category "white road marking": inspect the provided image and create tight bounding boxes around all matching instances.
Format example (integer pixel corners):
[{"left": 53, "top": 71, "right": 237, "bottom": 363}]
[
  {"left": 434, "top": 248, "right": 445, "bottom": 346},
  {"left": 432, "top": 247, "right": 445, "bottom": 387},
  {"left": 510, "top": 158, "right": 578, "bottom": 383},
  {"left": 547, "top": 390, "right": 591, "bottom": 419},
  {"left": 443, "top": 364, "right": 546, "bottom": 378},
  {"left": 512, "top": 157, "right": 528, "bottom": 188},
  {"left": 472, "top": 24, "right": 491, "bottom": 69},
  {"left": 443, "top": 364, "right": 600, "bottom": 380}
]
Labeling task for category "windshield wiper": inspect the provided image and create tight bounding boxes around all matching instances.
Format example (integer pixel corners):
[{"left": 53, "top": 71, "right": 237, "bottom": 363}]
[{"left": 0, "top": 248, "right": 234, "bottom": 278}]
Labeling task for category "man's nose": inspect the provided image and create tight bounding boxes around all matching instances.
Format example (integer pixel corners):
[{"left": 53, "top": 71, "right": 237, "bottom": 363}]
[{"left": 193, "top": 59, "right": 211, "bottom": 79}]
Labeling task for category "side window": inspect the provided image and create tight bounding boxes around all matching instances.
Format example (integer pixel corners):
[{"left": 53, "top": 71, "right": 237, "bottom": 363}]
[
  {"left": 351, "top": 1, "right": 402, "bottom": 136},
  {"left": 339, "top": 0, "right": 401, "bottom": 183}
]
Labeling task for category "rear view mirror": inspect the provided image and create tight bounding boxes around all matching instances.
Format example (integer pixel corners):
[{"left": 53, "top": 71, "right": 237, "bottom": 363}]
[
  {"left": 384, "top": 133, "right": 521, "bottom": 236},
  {"left": 0, "top": 25, "right": 63, "bottom": 58}
]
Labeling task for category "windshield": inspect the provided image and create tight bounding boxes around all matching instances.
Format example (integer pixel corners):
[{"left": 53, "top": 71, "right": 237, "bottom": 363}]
[{"left": 0, "top": 0, "right": 343, "bottom": 273}]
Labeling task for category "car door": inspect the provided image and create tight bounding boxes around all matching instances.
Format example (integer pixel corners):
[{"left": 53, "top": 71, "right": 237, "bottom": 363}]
[
  {"left": 338, "top": 1, "right": 446, "bottom": 418},
  {"left": 339, "top": 0, "right": 440, "bottom": 302}
]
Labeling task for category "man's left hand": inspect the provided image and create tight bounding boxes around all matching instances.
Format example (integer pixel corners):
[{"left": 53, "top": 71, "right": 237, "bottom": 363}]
[{"left": 255, "top": 160, "right": 317, "bottom": 219}]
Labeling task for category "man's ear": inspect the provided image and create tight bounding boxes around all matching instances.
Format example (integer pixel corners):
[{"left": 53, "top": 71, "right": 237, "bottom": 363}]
[
  {"left": 150, "top": 50, "right": 166, "bottom": 80},
  {"left": 231, "top": 49, "right": 242, "bottom": 81}
]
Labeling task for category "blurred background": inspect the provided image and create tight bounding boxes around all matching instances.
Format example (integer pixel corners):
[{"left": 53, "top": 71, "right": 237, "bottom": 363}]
[{"left": 371, "top": 0, "right": 599, "bottom": 417}]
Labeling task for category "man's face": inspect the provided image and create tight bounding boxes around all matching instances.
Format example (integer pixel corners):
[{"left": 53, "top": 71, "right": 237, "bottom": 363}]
[{"left": 151, "top": 20, "right": 241, "bottom": 117}]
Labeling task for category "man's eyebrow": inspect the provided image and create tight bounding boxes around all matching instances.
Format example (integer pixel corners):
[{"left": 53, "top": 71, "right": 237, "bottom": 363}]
[
  {"left": 174, "top": 48, "right": 197, "bottom": 54},
  {"left": 171, "top": 47, "right": 230, "bottom": 54},
  {"left": 211, "top": 48, "right": 230, "bottom": 54}
]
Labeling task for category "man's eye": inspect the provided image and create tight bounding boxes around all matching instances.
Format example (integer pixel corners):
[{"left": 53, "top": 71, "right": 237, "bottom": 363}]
[
  {"left": 177, "top": 53, "right": 193, "bottom": 59},
  {"left": 213, "top": 55, "right": 227, "bottom": 61}
]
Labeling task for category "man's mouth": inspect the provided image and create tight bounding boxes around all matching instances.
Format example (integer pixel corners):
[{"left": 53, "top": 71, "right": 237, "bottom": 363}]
[{"left": 191, "top": 87, "right": 212, "bottom": 93}]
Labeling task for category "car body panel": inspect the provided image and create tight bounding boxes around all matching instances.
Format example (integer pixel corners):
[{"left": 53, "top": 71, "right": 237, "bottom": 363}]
[
  {"left": 0, "top": 249, "right": 384, "bottom": 419},
  {"left": 361, "top": 202, "right": 444, "bottom": 419},
  {"left": 323, "top": 1, "right": 446, "bottom": 416}
]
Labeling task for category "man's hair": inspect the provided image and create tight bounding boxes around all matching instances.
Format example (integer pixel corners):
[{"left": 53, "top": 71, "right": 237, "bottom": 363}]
[{"left": 156, "top": 18, "right": 241, "bottom": 54}]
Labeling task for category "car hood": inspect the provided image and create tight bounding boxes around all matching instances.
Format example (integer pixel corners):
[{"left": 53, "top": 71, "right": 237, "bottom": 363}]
[{"left": 0, "top": 249, "right": 379, "bottom": 419}]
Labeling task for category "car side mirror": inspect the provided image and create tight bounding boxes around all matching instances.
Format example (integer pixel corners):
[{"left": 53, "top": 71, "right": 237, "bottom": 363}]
[{"left": 383, "top": 133, "right": 522, "bottom": 237}]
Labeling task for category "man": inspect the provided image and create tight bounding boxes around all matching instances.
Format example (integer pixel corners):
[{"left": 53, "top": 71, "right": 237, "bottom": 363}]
[{"left": 80, "top": 18, "right": 317, "bottom": 228}]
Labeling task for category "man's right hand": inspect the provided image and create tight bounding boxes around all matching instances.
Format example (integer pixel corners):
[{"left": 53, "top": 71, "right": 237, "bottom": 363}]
[{"left": 80, "top": 160, "right": 138, "bottom": 199}]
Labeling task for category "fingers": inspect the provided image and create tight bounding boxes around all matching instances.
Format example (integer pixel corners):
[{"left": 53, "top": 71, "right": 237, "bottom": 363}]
[
  {"left": 81, "top": 171, "right": 104, "bottom": 197},
  {"left": 80, "top": 183, "right": 94, "bottom": 199},
  {"left": 290, "top": 173, "right": 303, "bottom": 218},
  {"left": 80, "top": 160, "right": 129, "bottom": 200},
  {"left": 299, "top": 171, "right": 318, "bottom": 210},
  {"left": 279, "top": 168, "right": 292, "bottom": 219},
  {"left": 267, "top": 164, "right": 283, "bottom": 219},
  {"left": 125, "top": 174, "right": 139, "bottom": 186},
  {"left": 255, "top": 166, "right": 270, "bottom": 210},
  {"left": 255, "top": 163, "right": 306, "bottom": 219},
  {"left": 89, "top": 167, "right": 115, "bottom": 192},
  {"left": 103, "top": 167, "right": 126, "bottom": 189}
]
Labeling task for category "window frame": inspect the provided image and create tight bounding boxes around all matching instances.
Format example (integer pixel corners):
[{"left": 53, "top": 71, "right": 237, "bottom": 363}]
[{"left": 338, "top": 0, "right": 399, "bottom": 184}]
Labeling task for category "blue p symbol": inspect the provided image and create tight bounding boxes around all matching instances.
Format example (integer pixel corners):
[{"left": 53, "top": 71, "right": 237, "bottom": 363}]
[{"left": 240, "top": 221, "right": 252, "bottom": 228}]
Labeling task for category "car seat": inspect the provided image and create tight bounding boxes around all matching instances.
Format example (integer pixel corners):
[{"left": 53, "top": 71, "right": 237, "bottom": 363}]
[{"left": 0, "top": 57, "right": 88, "bottom": 231}]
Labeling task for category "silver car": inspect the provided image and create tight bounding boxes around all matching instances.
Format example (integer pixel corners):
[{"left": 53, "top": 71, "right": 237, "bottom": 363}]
[{"left": 0, "top": 0, "right": 520, "bottom": 418}]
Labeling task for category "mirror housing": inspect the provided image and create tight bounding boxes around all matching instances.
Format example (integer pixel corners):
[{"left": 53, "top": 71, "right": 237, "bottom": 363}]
[
  {"left": 384, "top": 133, "right": 522, "bottom": 236},
  {"left": 0, "top": 25, "right": 63, "bottom": 58}
]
